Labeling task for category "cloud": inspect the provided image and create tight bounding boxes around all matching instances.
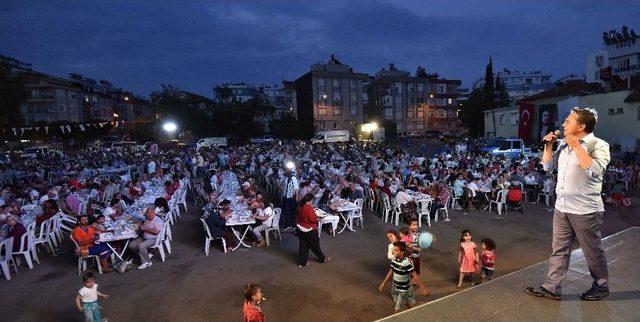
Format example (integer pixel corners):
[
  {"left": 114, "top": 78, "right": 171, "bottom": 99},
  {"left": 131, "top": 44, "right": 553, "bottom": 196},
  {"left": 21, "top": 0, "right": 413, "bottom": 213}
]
[{"left": 1, "top": 0, "right": 639, "bottom": 96}]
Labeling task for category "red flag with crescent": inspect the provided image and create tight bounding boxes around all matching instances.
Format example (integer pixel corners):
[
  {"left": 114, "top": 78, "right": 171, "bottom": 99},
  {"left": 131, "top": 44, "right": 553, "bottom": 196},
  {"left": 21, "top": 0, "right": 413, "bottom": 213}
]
[{"left": 518, "top": 103, "right": 534, "bottom": 143}]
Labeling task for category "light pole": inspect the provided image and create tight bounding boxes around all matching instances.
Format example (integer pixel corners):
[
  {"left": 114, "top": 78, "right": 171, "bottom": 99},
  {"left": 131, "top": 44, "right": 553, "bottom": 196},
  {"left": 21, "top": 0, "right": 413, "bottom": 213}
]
[{"left": 162, "top": 121, "right": 177, "bottom": 141}]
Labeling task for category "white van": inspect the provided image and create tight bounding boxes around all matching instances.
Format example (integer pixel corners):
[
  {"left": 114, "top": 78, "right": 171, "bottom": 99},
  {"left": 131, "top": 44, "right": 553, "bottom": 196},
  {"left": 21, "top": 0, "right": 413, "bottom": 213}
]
[
  {"left": 312, "top": 130, "right": 350, "bottom": 144},
  {"left": 197, "top": 137, "right": 228, "bottom": 149},
  {"left": 110, "top": 141, "right": 138, "bottom": 152}
]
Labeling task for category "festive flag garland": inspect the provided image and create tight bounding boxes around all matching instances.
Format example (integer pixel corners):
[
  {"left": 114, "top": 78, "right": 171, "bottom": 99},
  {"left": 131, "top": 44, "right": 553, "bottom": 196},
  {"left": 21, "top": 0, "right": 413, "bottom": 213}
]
[{"left": 1, "top": 121, "right": 127, "bottom": 137}]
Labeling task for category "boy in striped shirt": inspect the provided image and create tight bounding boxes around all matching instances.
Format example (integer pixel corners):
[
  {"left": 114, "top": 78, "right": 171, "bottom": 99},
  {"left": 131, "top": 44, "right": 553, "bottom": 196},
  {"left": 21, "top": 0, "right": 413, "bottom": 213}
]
[{"left": 379, "top": 242, "right": 428, "bottom": 313}]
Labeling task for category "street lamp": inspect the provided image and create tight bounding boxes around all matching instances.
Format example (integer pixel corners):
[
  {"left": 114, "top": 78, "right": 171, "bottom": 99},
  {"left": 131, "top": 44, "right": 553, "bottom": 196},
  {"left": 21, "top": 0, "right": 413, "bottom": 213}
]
[{"left": 162, "top": 122, "right": 177, "bottom": 133}]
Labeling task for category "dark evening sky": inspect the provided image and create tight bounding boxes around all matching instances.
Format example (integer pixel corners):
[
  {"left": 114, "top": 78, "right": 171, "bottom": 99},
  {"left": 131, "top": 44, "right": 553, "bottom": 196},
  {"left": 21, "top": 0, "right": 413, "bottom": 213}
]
[{"left": 1, "top": 0, "right": 639, "bottom": 97}]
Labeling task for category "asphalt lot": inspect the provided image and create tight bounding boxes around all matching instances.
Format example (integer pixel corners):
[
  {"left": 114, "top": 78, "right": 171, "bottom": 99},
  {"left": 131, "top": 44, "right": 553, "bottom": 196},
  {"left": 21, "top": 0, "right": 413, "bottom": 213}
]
[{"left": 2, "top": 187, "right": 638, "bottom": 322}]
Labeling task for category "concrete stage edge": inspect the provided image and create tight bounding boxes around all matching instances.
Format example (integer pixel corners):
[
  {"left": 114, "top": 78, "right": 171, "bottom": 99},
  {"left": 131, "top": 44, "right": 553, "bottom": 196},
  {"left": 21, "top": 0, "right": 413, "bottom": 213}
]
[{"left": 377, "top": 227, "right": 640, "bottom": 322}]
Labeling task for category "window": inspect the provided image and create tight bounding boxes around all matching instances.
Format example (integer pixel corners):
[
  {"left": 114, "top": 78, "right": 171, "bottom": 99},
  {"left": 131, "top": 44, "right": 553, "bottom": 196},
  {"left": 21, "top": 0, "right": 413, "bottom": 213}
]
[
  {"left": 333, "top": 122, "right": 338, "bottom": 129},
  {"left": 58, "top": 104, "right": 65, "bottom": 112},
  {"left": 318, "top": 92, "right": 327, "bottom": 103},
  {"left": 416, "top": 123, "right": 424, "bottom": 130},
  {"left": 318, "top": 108, "right": 327, "bottom": 116},
  {"left": 350, "top": 93, "right": 357, "bottom": 106},
  {"left": 616, "top": 108, "right": 624, "bottom": 114},
  {"left": 395, "top": 110, "right": 403, "bottom": 120},
  {"left": 525, "top": 78, "right": 532, "bottom": 85},
  {"left": 407, "top": 123, "right": 413, "bottom": 130},
  {"left": 349, "top": 79, "right": 356, "bottom": 90},
  {"left": 333, "top": 92, "right": 342, "bottom": 106},
  {"left": 437, "top": 84, "right": 445, "bottom": 93},
  {"left": 350, "top": 106, "right": 358, "bottom": 116},
  {"left": 417, "top": 109, "right": 424, "bottom": 118},
  {"left": 317, "top": 78, "right": 325, "bottom": 87},
  {"left": 394, "top": 96, "right": 403, "bottom": 108},
  {"left": 397, "top": 123, "right": 404, "bottom": 131},
  {"left": 608, "top": 108, "right": 615, "bottom": 115},
  {"left": 385, "top": 108, "right": 393, "bottom": 119},
  {"left": 318, "top": 121, "right": 325, "bottom": 129},
  {"left": 447, "top": 109, "right": 455, "bottom": 118},
  {"left": 437, "top": 109, "right": 447, "bottom": 118},
  {"left": 417, "top": 84, "right": 424, "bottom": 93},
  {"left": 407, "top": 109, "right": 414, "bottom": 118},
  {"left": 332, "top": 79, "right": 340, "bottom": 91},
  {"left": 447, "top": 98, "right": 453, "bottom": 105},
  {"left": 510, "top": 112, "right": 519, "bottom": 125},
  {"left": 499, "top": 113, "right": 506, "bottom": 125},
  {"left": 333, "top": 108, "right": 341, "bottom": 116},
  {"left": 394, "top": 82, "right": 403, "bottom": 94}
]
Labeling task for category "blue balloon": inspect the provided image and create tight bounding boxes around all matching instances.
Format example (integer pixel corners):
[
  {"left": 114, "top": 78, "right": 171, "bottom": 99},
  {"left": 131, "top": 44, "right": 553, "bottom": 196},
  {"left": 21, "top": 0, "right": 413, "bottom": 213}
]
[{"left": 418, "top": 231, "right": 434, "bottom": 250}]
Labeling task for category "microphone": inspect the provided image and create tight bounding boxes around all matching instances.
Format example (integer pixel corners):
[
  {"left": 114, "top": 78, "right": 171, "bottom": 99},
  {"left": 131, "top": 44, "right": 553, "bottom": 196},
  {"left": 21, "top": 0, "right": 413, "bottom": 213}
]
[{"left": 540, "top": 130, "right": 561, "bottom": 145}]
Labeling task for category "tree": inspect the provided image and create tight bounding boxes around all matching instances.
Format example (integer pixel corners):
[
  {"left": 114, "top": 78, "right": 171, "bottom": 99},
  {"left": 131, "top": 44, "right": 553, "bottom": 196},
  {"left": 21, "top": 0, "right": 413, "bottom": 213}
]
[
  {"left": 461, "top": 88, "right": 486, "bottom": 136},
  {"left": 483, "top": 57, "right": 494, "bottom": 109},
  {"left": 494, "top": 75, "right": 510, "bottom": 108},
  {"left": 0, "top": 64, "right": 28, "bottom": 128}
]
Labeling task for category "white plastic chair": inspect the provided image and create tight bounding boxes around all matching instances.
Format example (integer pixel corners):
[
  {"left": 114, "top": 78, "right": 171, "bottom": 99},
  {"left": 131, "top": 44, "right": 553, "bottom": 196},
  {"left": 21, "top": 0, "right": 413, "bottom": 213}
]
[
  {"left": 489, "top": 189, "right": 508, "bottom": 216},
  {"left": 33, "top": 218, "right": 56, "bottom": 255},
  {"left": 381, "top": 194, "right": 393, "bottom": 223},
  {"left": 21, "top": 204, "right": 37, "bottom": 213},
  {"left": 393, "top": 203, "right": 402, "bottom": 226},
  {"left": 351, "top": 198, "right": 364, "bottom": 229},
  {"left": 70, "top": 237, "right": 102, "bottom": 275},
  {"left": 449, "top": 186, "right": 462, "bottom": 210},
  {"left": 13, "top": 229, "right": 37, "bottom": 269},
  {"left": 199, "top": 218, "right": 227, "bottom": 255},
  {"left": 265, "top": 208, "right": 282, "bottom": 246},
  {"left": 435, "top": 197, "right": 451, "bottom": 222},
  {"left": 1, "top": 237, "right": 18, "bottom": 280},
  {"left": 417, "top": 199, "right": 432, "bottom": 227},
  {"left": 148, "top": 221, "right": 168, "bottom": 262},
  {"left": 536, "top": 181, "right": 554, "bottom": 207}
]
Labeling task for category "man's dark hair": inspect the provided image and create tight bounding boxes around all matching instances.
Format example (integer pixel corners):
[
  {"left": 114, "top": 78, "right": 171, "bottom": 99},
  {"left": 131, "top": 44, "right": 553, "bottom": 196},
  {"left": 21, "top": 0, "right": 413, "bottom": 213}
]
[{"left": 572, "top": 108, "right": 597, "bottom": 133}]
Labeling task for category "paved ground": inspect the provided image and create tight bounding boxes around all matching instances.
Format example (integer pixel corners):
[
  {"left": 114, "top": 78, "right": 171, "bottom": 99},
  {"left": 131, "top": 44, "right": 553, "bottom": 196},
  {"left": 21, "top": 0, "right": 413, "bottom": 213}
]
[
  {"left": 1, "top": 191, "right": 639, "bottom": 322},
  {"left": 380, "top": 227, "right": 640, "bottom": 322}
]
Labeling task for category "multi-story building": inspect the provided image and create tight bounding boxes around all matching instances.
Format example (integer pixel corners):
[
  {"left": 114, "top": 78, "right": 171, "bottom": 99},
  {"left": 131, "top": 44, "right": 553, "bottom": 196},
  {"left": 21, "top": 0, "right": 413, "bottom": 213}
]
[
  {"left": 473, "top": 68, "right": 553, "bottom": 100},
  {"left": 258, "top": 81, "right": 297, "bottom": 119},
  {"left": 213, "top": 83, "right": 258, "bottom": 103},
  {"left": 367, "top": 64, "right": 461, "bottom": 134},
  {"left": 295, "top": 55, "right": 369, "bottom": 134},
  {"left": 19, "top": 71, "right": 83, "bottom": 125},
  {"left": 68, "top": 74, "right": 115, "bottom": 121},
  {"left": 587, "top": 26, "right": 640, "bottom": 84}
]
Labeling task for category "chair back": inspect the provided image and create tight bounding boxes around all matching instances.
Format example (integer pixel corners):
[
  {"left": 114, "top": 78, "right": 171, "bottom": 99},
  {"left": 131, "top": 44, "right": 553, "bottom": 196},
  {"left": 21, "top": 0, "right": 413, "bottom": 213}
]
[
  {"left": 271, "top": 208, "right": 282, "bottom": 229},
  {"left": 354, "top": 198, "right": 364, "bottom": 209},
  {"left": 70, "top": 235, "right": 81, "bottom": 253},
  {"left": 153, "top": 222, "right": 168, "bottom": 248},
  {"left": 200, "top": 218, "right": 213, "bottom": 239},
  {"left": 543, "top": 181, "right": 553, "bottom": 193},
  {"left": 17, "top": 229, "right": 35, "bottom": 253},
  {"left": 0, "top": 237, "right": 13, "bottom": 261},
  {"left": 496, "top": 189, "right": 508, "bottom": 203},
  {"left": 417, "top": 200, "right": 430, "bottom": 214},
  {"left": 21, "top": 204, "right": 37, "bottom": 213}
]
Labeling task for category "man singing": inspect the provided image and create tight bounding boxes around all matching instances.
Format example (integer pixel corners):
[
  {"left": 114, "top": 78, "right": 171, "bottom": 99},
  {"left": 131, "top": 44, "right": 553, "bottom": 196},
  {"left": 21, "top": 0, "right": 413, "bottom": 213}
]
[{"left": 526, "top": 107, "right": 611, "bottom": 301}]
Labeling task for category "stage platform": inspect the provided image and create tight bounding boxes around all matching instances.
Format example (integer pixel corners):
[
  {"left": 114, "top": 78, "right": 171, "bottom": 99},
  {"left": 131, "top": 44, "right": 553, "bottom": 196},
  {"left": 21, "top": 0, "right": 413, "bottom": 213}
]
[{"left": 378, "top": 227, "right": 640, "bottom": 322}]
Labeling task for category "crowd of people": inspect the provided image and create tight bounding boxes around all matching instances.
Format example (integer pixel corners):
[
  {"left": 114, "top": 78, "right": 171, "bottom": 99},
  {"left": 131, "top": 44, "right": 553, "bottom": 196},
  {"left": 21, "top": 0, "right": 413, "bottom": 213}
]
[{"left": 0, "top": 134, "right": 638, "bottom": 320}]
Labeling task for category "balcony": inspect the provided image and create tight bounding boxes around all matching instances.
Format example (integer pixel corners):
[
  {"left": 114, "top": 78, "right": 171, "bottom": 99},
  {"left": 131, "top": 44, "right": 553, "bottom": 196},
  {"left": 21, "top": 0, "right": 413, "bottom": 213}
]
[{"left": 614, "top": 64, "right": 639, "bottom": 73}]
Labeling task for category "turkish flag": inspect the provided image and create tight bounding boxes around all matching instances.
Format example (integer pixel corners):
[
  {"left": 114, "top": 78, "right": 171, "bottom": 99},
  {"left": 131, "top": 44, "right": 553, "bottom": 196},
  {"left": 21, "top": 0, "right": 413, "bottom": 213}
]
[{"left": 518, "top": 103, "right": 534, "bottom": 144}]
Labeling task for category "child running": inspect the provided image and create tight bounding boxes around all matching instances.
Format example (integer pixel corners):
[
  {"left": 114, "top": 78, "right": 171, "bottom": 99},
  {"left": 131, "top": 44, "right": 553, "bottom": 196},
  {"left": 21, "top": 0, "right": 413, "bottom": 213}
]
[
  {"left": 481, "top": 238, "right": 496, "bottom": 283},
  {"left": 379, "top": 242, "right": 428, "bottom": 313},
  {"left": 457, "top": 229, "right": 479, "bottom": 288},
  {"left": 75, "top": 272, "right": 109, "bottom": 322}
]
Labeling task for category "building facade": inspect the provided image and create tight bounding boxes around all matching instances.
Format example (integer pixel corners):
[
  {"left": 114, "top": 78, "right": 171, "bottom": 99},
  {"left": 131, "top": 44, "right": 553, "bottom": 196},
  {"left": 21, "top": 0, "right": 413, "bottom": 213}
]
[
  {"left": 482, "top": 105, "right": 519, "bottom": 138},
  {"left": 213, "top": 83, "right": 258, "bottom": 103},
  {"left": 367, "top": 64, "right": 461, "bottom": 134},
  {"left": 473, "top": 68, "right": 553, "bottom": 100},
  {"left": 20, "top": 71, "right": 83, "bottom": 125},
  {"left": 588, "top": 26, "right": 640, "bottom": 84},
  {"left": 68, "top": 74, "right": 115, "bottom": 122},
  {"left": 295, "top": 55, "right": 369, "bottom": 134}
]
